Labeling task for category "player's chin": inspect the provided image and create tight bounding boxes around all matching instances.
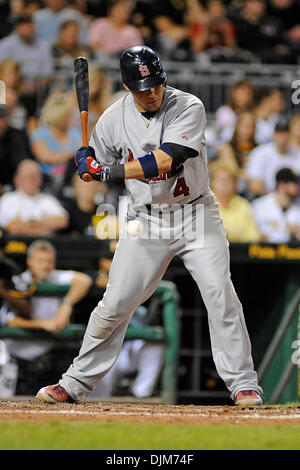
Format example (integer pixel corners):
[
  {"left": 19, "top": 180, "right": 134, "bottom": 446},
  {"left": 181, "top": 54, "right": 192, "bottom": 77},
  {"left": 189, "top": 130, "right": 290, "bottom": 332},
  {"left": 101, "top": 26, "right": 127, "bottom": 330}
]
[{"left": 145, "top": 100, "right": 161, "bottom": 111}]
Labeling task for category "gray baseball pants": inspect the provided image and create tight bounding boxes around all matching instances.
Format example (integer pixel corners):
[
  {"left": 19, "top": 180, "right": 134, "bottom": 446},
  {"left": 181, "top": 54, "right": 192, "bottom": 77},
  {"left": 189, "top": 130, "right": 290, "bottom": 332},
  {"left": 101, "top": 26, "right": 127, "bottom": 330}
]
[{"left": 60, "top": 191, "right": 262, "bottom": 401}]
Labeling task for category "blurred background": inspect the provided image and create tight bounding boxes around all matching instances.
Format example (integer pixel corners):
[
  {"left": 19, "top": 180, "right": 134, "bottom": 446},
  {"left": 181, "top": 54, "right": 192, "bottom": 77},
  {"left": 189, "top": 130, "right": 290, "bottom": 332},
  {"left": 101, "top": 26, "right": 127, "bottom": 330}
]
[{"left": 0, "top": 0, "right": 300, "bottom": 406}]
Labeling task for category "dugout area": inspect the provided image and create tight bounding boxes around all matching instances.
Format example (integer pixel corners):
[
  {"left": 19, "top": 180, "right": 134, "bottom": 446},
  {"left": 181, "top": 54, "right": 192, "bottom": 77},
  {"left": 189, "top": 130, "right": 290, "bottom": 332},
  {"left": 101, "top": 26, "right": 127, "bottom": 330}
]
[{"left": 0, "top": 236, "right": 300, "bottom": 406}]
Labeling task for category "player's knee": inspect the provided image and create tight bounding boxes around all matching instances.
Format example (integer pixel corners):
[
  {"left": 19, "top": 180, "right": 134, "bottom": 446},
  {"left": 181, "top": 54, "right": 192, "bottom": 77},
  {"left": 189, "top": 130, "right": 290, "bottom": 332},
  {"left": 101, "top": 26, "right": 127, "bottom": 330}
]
[
  {"left": 87, "top": 302, "right": 132, "bottom": 339},
  {"left": 99, "top": 293, "right": 138, "bottom": 319},
  {"left": 86, "top": 309, "right": 119, "bottom": 339}
]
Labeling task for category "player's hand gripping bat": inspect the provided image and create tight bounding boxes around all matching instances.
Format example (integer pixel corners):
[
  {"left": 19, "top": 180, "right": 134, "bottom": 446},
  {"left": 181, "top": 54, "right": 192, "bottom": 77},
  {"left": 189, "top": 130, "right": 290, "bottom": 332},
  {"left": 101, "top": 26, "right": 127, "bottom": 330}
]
[{"left": 74, "top": 56, "right": 93, "bottom": 182}]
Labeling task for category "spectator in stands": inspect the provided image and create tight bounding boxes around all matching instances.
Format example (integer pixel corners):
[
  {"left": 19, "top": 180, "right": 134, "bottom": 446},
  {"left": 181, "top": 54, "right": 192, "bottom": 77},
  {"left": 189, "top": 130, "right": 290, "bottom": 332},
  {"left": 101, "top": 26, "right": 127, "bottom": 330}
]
[
  {"left": 253, "top": 87, "right": 284, "bottom": 145},
  {"left": 210, "top": 162, "right": 260, "bottom": 242},
  {"left": 0, "top": 230, "right": 23, "bottom": 303},
  {"left": 267, "top": 0, "right": 299, "bottom": 31},
  {"left": 0, "top": 226, "right": 29, "bottom": 397},
  {"left": 189, "top": 0, "right": 236, "bottom": 54},
  {"left": 0, "top": 60, "right": 23, "bottom": 95},
  {"left": 215, "top": 78, "right": 255, "bottom": 141},
  {"left": 217, "top": 111, "right": 257, "bottom": 196},
  {"left": 0, "top": 159, "right": 69, "bottom": 236},
  {"left": 0, "top": 230, "right": 32, "bottom": 322},
  {"left": 267, "top": 0, "right": 300, "bottom": 60},
  {"left": 0, "top": 104, "right": 33, "bottom": 191},
  {"left": 30, "top": 91, "right": 81, "bottom": 195},
  {"left": 89, "top": 253, "right": 164, "bottom": 398},
  {"left": 88, "top": 0, "right": 143, "bottom": 57},
  {"left": 0, "top": 239, "right": 92, "bottom": 395},
  {"left": 234, "top": 0, "right": 293, "bottom": 63},
  {"left": 0, "top": 15, "right": 53, "bottom": 117},
  {"left": 52, "top": 20, "right": 94, "bottom": 92},
  {"left": 130, "top": 0, "right": 158, "bottom": 48},
  {"left": 151, "top": 0, "right": 191, "bottom": 60},
  {"left": 0, "top": 60, "right": 37, "bottom": 133},
  {"left": 0, "top": 0, "right": 42, "bottom": 41},
  {"left": 247, "top": 118, "right": 300, "bottom": 196},
  {"left": 289, "top": 114, "right": 300, "bottom": 153},
  {"left": 33, "top": 0, "right": 90, "bottom": 46},
  {"left": 251, "top": 167, "right": 300, "bottom": 242},
  {"left": 94, "top": 251, "right": 114, "bottom": 290},
  {"left": 60, "top": 174, "right": 111, "bottom": 236},
  {"left": 5, "top": 87, "right": 28, "bottom": 132},
  {"left": 0, "top": 230, "right": 21, "bottom": 282}
]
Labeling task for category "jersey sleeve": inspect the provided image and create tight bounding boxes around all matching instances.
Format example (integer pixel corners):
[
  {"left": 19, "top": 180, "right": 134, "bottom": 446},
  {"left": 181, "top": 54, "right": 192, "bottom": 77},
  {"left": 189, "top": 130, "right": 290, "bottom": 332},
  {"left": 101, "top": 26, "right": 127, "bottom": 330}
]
[{"left": 162, "top": 100, "right": 206, "bottom": 154}]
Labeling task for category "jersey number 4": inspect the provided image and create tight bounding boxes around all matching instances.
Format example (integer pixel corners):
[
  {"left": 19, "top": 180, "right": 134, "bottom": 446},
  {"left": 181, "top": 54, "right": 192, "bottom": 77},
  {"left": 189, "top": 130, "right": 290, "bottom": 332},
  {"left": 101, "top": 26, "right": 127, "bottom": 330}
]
[{"left": 173, "top": 177, "right": 190, "bottom": 197}]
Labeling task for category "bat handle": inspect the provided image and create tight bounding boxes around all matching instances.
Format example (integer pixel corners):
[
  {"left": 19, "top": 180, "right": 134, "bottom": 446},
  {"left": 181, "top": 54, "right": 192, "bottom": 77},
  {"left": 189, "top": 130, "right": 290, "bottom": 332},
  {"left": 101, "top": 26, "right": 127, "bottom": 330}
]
[
  {"left": 80, "top": 111, "right": 93, "bottom": 182},
  {"left": 82, "top": 173, "right": 93, "bottom": 182}
]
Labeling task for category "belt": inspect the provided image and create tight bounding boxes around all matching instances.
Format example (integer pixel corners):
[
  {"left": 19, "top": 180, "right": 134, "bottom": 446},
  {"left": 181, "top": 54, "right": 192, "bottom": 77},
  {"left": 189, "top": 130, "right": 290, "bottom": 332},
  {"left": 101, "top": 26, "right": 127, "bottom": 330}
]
[{"left": 145, "top": 194, "right": 203, "bottom": 213}]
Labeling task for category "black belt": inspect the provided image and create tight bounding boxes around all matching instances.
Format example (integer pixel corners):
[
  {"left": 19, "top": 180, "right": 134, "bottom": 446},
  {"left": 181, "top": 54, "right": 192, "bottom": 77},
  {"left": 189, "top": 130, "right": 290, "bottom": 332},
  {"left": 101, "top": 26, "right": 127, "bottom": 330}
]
[{"left": 145, "top": 194, "right": 203, "bottom": 213}]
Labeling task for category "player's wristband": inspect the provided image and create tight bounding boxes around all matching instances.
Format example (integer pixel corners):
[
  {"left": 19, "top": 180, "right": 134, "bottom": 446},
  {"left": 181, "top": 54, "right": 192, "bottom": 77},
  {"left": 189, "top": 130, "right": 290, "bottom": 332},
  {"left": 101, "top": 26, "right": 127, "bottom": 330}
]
[
  {"left": 109, "top": 164, "right": 125, "bottom": 181},
  {"left": 138, "top": 152, "right": 159, "bottom": 179}
]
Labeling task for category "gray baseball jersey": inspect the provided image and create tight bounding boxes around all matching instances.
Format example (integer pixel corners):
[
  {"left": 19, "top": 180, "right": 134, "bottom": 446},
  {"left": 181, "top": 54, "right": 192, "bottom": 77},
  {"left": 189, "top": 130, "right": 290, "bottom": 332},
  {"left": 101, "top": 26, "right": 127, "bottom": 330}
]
[{"left": 89, "top": 86, "right": 209, "bottom": 208}]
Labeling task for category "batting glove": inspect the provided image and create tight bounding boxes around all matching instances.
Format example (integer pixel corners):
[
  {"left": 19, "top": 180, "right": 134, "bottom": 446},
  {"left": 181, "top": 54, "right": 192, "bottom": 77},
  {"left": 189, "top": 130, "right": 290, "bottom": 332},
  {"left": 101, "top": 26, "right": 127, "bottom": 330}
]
[{"left": 74, "top": 146, "right": 111, "bottom": 182}]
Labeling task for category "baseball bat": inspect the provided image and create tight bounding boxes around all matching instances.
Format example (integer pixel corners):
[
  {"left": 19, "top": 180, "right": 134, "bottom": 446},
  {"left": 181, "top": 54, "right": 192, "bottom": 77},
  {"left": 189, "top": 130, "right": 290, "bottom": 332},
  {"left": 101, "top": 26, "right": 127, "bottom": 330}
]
[{"left": 74, "top": 56, "right": 93, "bottom": 182}]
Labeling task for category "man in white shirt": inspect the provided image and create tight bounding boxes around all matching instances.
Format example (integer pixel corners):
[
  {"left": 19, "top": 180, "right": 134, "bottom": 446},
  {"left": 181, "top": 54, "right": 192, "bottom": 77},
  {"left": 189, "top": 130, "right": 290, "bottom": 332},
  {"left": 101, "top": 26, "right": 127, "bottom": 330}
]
[
  {"left": 247, "top": 119, "right": 300, "bottom": 196},
  {"left": 0, "top": 159, "right": 69, "bottom": 236},
  {"left": 251, "top": 168, "right": 300, "bottom": 243},
  {"left": 0, "top": 239, "right": 92, "bottom": 396},
  {"left": 1, "top": 239, "right": 92, "bottom": 357},
  {"left": 253, "top": 88, "right": 284, "bottom": 145}
]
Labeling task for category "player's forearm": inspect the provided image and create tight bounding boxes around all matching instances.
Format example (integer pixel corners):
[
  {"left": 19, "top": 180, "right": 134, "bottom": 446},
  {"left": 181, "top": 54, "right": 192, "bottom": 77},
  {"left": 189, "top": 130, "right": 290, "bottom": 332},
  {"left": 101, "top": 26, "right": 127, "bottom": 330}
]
[{"left": 124, "top": 150, "right": 172, "bottom": 179}]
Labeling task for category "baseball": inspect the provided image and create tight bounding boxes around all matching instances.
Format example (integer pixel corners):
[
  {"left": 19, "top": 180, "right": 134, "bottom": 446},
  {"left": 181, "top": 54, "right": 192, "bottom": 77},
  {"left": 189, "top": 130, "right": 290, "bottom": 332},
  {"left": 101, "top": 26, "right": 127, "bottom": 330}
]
[{"left": 126, "top": 220, "right": 144, "bottom": 238}]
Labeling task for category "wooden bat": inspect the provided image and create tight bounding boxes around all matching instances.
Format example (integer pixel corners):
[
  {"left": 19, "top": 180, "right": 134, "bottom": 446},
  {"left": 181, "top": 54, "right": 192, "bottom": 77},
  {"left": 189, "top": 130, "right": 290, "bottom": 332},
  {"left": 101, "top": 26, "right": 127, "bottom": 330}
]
[{"left": 74, "top": 56, "right": 93, "bottom": 182}]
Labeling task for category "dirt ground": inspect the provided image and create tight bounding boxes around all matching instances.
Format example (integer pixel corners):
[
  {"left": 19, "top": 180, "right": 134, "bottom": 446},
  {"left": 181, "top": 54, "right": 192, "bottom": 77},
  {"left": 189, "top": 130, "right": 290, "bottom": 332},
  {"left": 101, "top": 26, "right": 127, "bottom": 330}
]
[{"left": 1, "top": 399, "right": 300, "bottom": 425}]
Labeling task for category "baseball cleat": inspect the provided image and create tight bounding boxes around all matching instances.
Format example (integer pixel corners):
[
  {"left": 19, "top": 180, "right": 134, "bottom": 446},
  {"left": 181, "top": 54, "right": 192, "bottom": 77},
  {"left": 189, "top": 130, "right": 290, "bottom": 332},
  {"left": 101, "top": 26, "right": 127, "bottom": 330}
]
[
  {"left": 235, "top": 390, "right": 263, "bottom": 407},
  {"left": 36, "top": 383, "right": 74, "bottom": 403}
]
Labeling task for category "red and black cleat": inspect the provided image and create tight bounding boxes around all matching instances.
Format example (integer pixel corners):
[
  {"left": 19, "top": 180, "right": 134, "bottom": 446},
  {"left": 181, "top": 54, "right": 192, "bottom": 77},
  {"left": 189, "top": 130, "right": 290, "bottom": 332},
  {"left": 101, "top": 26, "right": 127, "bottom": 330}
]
[
  {"left": 235, "top": 390, "right": 263, "bottom": 407},
  {"left": 36, "top": 383, "right": 75, "bottom": 404}
]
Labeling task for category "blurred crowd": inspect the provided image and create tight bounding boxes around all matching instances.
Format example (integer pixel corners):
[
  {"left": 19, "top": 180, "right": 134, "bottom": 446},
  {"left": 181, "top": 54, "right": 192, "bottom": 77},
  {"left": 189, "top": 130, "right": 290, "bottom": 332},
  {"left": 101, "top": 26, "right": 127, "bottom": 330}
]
[{"left": 0, "top": 0, "right": 299, "bottom": 247}]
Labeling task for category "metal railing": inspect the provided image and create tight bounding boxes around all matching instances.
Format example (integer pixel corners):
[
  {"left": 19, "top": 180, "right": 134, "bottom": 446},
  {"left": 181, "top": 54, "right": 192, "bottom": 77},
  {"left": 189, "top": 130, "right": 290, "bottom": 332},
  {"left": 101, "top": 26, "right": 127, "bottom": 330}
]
[{"left": 0, "top": 280, "right": 180, "bottom": 404}]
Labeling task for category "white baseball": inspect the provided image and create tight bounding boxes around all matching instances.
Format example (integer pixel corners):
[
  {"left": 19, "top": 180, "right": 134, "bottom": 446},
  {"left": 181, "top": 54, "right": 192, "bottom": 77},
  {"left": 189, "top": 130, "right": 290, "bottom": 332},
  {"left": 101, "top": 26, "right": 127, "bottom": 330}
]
[{"left": 127, "top": 220, "right": 144, "bottom": 238}]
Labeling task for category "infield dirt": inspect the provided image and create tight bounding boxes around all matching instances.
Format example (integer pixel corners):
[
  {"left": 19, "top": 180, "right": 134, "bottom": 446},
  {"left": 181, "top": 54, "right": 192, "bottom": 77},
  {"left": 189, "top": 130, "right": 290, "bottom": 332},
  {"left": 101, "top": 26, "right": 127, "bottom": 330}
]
[{"left": 1, "top": 400, "right": 300, "bottom": 425}]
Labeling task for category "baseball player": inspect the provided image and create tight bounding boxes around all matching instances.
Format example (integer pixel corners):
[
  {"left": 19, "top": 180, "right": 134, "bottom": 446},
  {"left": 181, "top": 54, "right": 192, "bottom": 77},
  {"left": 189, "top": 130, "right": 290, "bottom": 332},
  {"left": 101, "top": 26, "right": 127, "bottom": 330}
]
[{"left": 37, "top": 46, "right": 263, "bottom": 407}]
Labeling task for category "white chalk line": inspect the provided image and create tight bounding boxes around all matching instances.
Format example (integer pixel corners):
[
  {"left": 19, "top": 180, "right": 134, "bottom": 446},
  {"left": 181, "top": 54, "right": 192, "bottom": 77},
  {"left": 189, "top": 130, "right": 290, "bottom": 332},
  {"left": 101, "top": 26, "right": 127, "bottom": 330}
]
[{"left": 1, "top": 408, "right": 300, "bottom": 420}]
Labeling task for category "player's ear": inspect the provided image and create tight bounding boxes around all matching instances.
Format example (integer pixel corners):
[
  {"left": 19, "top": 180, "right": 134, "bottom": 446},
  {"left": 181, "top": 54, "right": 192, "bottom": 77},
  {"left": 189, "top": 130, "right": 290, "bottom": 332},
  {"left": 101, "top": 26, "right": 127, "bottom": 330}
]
[{"left": 123, "top": 83, "right": 130, "bottom": 92}]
